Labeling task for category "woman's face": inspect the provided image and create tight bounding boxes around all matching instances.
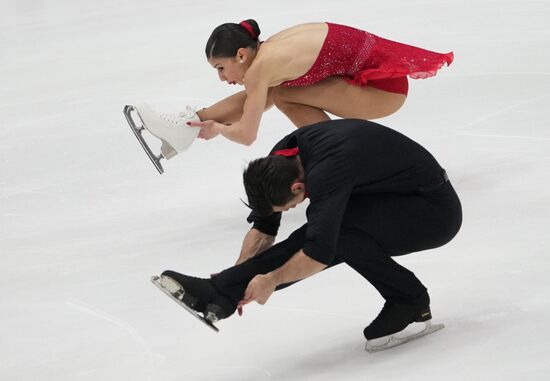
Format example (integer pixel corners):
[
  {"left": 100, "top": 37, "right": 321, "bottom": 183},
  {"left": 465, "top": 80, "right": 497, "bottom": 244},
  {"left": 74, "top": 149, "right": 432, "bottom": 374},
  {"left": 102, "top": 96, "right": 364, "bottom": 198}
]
[
  {"left": 208, "top": 55, "right": 246, "bottom": 85},
  {"left": 208, "top": 47, "right": 253, "bottom": 85}
]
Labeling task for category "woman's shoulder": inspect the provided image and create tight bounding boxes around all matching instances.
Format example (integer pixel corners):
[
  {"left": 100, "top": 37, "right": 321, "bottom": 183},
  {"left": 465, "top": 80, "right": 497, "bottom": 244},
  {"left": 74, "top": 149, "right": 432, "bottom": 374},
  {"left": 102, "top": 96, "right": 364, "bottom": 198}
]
[
  {"left": 247, "top": 23, "right": 329, "bottom": 86},
  {"left": 266, "top": 22, "right": 327, "bottom": 42},
  {"left": 259, "top": 22, "right": 328, "bottom": 61}
]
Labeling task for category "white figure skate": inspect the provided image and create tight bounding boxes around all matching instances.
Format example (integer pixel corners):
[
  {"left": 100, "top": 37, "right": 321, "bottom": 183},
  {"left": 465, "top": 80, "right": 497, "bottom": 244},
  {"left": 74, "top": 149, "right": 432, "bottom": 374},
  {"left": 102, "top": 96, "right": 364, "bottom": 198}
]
[{"left": 124, "top": 103, "right": 200, "bottom": 174}]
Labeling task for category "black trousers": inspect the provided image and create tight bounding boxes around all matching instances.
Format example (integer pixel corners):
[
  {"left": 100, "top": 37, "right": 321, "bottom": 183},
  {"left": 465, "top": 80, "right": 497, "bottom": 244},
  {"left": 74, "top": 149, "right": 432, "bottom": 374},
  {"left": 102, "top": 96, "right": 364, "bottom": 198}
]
[{"left": 212, "top": 182, "right": 462, "bottom": 306}]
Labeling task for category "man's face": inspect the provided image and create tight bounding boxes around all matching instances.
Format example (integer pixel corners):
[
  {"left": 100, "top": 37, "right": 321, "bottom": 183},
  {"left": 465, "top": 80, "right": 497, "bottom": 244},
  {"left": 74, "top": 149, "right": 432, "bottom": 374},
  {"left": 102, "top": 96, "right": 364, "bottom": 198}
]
[{"left": 272, "top": 182, "right": 306, "bottom": 213}]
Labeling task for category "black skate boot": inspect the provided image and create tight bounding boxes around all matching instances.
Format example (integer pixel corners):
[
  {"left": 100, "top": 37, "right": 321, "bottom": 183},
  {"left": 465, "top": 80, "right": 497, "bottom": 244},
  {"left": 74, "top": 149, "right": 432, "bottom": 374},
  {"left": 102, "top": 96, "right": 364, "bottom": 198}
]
[
  {"left": 363, "top": 292, "right": 431, "bottom": 340},
  {"left": 160, "top": 270, "right": 237, "bottom": 321}
]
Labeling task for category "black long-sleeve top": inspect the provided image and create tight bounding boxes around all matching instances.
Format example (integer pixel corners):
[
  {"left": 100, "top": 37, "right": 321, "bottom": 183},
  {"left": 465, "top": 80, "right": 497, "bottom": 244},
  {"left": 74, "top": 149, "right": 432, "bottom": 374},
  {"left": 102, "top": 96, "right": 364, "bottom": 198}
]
[{"left": 247, "top": 119, "right": 446, "bottom": 265}]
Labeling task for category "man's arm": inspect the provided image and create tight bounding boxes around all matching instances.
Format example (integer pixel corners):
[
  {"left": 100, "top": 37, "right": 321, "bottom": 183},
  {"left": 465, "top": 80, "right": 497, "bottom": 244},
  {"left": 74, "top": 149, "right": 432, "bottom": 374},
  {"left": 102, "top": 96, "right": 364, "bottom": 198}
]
[
  {"left": 268, "top": 249, "right": 327, "bottom": 286},
  {"left": 236, "top": 228, "right": 275, "bottom": 265},
  {"left": 240, "top": 249, "right": 327, "bottom": 306}
]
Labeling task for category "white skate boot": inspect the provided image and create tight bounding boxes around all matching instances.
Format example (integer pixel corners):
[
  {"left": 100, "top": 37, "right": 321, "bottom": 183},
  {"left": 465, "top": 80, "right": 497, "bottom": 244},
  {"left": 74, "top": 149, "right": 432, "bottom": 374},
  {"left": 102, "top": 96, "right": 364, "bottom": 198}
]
[{"left": 124, "top": 103, "right": 200, "bottom": 174}]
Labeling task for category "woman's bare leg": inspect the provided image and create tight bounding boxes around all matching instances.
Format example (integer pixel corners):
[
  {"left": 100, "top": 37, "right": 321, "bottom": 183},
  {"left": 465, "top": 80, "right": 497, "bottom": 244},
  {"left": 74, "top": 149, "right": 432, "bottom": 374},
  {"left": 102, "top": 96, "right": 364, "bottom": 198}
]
[
  {"left": 271, "top": 91, "right": 331, "bottom": 127},
  {"left": 272, "top": 77, "right": 407, "bottom": 127},
  {"left": 197, "top": 89, "right": 275, "bottom": 124}
]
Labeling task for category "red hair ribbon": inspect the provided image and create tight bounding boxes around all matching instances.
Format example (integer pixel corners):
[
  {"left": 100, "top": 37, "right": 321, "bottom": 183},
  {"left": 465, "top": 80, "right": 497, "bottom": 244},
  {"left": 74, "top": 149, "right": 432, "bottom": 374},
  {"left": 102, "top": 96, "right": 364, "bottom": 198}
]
[
  {"left": 273, "top": 146, "right": 308, "bottom": 198},
  {"left": 273, "top": 147, "right": 300, "bottom": 157},
  {"left": 239, "top": 21, "right": 257, "bottom": 39}
]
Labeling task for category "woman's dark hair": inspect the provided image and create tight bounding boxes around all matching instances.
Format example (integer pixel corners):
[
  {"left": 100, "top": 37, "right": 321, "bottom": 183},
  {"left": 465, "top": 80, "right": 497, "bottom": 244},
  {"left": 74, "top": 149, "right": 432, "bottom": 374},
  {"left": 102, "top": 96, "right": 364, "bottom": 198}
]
[
  {"left": 243, "top": 155, "right": 301, "bottom": 216},
  {"left": 205, "top": 19, "right": 261, "bottom": 59}
]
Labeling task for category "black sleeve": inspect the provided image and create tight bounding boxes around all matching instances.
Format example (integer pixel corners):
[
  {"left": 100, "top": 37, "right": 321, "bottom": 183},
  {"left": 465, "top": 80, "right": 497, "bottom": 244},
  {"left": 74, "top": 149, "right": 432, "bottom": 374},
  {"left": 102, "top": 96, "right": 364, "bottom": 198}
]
[
  {"left": 247, "top": 210, "right": 281, "bottom": 236},
  {"left": 302, "top": 184, "right": 353, "bottom": 264},
  {"left": 301, "top": 154, "right": 355, "bottom": 265}
]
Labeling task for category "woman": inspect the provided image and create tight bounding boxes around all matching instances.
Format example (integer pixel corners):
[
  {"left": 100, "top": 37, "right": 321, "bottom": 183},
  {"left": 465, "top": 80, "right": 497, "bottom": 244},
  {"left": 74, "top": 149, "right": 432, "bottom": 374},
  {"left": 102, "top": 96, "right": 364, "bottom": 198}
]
[{"left": 132, "top": 20, "right": 452, "bottom": 159}]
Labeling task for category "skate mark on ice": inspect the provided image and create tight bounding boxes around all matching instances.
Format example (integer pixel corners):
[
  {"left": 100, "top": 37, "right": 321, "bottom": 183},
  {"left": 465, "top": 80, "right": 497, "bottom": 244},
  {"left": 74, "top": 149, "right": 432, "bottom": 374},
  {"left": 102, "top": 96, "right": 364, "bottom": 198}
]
[
  {"left": 458, "top": 92, "right": 550, "bottom": 133},
  {"left": 179, "top": 366, "right": 272, "bottom": 380},
  {"left": 66, "top": 298, "right": 158, "bottom": 357},
  {"left": 456, "top": 133, "right": 550, "bottom": 142},
  {"left": 0, "top": 186, "right": 65, "bottom": 200},
  {"left": 462, "top": 156, "right": 550, "bottom": 175},
  {"left": 263, "top": 305, "right": 358, "bottom": 319}
]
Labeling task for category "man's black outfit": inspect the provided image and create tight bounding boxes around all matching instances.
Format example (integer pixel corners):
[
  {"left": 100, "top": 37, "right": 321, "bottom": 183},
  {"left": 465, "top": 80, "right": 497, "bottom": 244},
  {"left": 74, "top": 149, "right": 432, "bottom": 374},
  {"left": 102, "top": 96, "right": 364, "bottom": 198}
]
[{"left": 166, "top": 119, "right": 462, "bottom": 337}]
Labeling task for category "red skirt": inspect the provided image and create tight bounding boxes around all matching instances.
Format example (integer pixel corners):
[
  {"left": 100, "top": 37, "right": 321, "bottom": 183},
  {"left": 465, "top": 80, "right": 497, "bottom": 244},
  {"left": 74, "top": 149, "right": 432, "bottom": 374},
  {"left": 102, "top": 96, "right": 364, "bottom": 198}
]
[{"left": 351, "top": 34, "right": 454, "bottom": 90}]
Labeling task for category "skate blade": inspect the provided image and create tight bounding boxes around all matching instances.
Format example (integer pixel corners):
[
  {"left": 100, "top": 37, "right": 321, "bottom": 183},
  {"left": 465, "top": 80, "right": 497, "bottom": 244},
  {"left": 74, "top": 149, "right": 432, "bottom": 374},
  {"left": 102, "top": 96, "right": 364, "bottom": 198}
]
[
  {"left": 151, "top": 275, "right": 219, "bottom": 332},
  {"left": 160, "top": 141, "right": 178, "bottom": 159},
  {"left": 365, "top": 320, "right": 444, "bottom": 353},
  {"left": 124, "top": 105, "right": 165, "bottom": 175}
]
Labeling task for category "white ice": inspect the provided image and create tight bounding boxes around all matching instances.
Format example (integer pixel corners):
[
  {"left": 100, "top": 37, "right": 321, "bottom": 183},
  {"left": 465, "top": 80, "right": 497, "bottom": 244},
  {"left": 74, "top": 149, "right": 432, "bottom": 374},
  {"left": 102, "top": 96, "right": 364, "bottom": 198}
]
[{"left": 1, "top": 0, "right": 549, "bottom": 380}]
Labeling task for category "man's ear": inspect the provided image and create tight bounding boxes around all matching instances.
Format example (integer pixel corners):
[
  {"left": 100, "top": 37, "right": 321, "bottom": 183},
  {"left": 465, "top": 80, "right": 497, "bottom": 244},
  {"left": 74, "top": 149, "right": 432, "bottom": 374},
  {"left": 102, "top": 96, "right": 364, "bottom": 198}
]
[{"left": 291, "top": 181, "right": 305, "bottom": 193}]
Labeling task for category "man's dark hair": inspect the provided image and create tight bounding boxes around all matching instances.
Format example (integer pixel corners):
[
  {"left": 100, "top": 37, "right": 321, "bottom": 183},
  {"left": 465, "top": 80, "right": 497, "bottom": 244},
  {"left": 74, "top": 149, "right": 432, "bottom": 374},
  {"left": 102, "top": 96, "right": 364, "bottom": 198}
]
[
  {"left": 205, "top": 19, "right": 261, "bottom": 59},
  {"left": 243, "top": 155, "right": 301, "bottom": 216}
]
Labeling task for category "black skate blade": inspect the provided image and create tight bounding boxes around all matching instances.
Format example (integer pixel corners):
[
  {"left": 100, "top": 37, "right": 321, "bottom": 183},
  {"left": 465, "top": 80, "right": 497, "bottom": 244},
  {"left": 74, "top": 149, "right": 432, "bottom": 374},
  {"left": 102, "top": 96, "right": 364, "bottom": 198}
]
[
  {"left": 124, "top": 105, "right": 164, "bottom": 175},
  {"left": 150, "top": 275, "right": 219, "bottom": 332},
  {"left": 366, "top": 321, "right": 444, "bottom": 353}
]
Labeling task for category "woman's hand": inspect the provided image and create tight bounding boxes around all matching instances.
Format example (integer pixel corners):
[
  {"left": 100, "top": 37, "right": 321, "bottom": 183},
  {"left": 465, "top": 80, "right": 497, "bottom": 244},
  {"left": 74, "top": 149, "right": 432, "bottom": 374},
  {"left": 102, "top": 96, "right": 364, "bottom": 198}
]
[{"left": 188, "top": 120, "right": 223, "bottom": 140}]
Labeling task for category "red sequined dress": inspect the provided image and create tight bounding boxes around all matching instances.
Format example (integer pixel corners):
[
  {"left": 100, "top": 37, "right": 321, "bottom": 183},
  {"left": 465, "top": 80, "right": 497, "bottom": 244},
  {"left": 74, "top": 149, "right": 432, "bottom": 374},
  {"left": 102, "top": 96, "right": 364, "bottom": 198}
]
[{"left": 281, "top": 23, "right": 454, "bottom": 96}]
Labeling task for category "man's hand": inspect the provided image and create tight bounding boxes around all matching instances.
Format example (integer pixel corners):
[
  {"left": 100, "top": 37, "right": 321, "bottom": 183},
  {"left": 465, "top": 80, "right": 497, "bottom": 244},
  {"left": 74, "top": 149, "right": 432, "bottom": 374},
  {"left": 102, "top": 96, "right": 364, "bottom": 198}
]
[{"left": 239, "top": 274, "right": 277, "bottom": 307}]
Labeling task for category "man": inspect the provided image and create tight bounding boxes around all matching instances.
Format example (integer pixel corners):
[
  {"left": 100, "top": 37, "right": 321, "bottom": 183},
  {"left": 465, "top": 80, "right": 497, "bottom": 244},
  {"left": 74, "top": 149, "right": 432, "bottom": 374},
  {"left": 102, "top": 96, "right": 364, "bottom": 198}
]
[{"left": 160, "top": 119, "right": 462, "bottom": 346}]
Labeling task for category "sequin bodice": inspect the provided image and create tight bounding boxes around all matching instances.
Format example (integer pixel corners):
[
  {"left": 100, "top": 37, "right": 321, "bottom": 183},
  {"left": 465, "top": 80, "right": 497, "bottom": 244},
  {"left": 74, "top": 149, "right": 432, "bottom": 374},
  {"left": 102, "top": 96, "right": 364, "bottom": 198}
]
[
  {"left": 282, "top": 23, "right": 373, "bottom": 87},
  {"left": 282, "top": 22, "right": 453, "bottom": 88}
]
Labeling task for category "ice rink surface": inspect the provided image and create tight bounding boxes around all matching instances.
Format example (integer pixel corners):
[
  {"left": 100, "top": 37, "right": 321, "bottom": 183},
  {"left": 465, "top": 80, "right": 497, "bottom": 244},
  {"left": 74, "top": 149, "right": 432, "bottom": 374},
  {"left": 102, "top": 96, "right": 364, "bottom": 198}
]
[{"left": 1, "top": 0, "right": 549, "bottom": 379}]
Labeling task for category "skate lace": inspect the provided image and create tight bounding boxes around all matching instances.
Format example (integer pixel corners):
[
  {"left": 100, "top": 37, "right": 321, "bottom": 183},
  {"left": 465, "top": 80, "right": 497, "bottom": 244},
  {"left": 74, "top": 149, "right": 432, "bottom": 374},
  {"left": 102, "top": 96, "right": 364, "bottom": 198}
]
[
  {"left": 179, "top": 106, "right": 197, "bottom": 119},
  {"left": 158, "top": 112, "right": 179, "bottom": 126},
  {"left": 157, "top": 106, "right": 196, "bottom": 126}
]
